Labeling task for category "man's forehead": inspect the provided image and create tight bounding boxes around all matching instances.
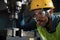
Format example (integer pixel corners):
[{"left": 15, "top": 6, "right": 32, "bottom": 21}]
[
  {"left": 33, "top": 8, "right": 51, "bottom": 12},
  {"left": 33, "top": 9, "right": 42, "bottom": 12}
]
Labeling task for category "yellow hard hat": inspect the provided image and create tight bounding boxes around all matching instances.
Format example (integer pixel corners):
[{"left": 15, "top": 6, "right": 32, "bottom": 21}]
[{"left": 30, "top": 0, "right": 55, "bottom": 11}]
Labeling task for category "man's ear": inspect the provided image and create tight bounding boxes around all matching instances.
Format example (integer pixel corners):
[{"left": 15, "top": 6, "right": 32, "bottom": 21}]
[{"left": 49, "top": 9, "right": 54, "bottom": 16}]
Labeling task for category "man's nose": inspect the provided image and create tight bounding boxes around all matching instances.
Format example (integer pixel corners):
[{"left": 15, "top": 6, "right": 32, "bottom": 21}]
[{"left": 37, "top": 14, "right": 45, "bottom": 18}]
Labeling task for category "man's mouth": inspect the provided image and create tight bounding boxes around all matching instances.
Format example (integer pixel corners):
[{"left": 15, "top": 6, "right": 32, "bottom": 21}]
[
  {"left": 37, "top": 20, "right": 45, "bottom": 25},
  {"left": 37, "top": 20, "right": 45, "bottom": 22}
]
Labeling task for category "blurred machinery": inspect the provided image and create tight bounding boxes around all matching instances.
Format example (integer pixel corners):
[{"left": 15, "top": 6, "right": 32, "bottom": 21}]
[{"left": 0, "top": 0, "right": 40, "bottom": 40}]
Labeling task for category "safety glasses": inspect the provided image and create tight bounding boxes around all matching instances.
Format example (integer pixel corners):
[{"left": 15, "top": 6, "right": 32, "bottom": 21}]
[{"left": 32, "top": 8, "right": 51, "bottom": 18}]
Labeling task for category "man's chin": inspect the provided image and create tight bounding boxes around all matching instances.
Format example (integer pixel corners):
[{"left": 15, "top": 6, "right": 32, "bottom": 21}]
[{"left": 37, "top": 22, "right": 46, "bottom": 27}]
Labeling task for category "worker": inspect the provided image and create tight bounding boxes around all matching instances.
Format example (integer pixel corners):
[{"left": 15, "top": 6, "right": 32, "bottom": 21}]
[{"left": 30, "top": 0, "right": 60, "bottom": 40}]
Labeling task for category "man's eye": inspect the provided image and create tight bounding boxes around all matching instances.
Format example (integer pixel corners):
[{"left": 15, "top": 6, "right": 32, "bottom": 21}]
[{"left": 31, "top": 13, "right": 36, "bottom": 17}]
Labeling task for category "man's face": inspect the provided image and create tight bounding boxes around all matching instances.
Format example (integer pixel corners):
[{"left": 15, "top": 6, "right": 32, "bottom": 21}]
[{"left": 33, "top": 9, "right": 49, "bottom": 27}]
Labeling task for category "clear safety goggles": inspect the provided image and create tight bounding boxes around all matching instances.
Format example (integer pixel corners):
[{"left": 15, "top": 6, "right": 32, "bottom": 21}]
[{"left": 32, "top": 8, "right": 51, "bottom": 18}]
